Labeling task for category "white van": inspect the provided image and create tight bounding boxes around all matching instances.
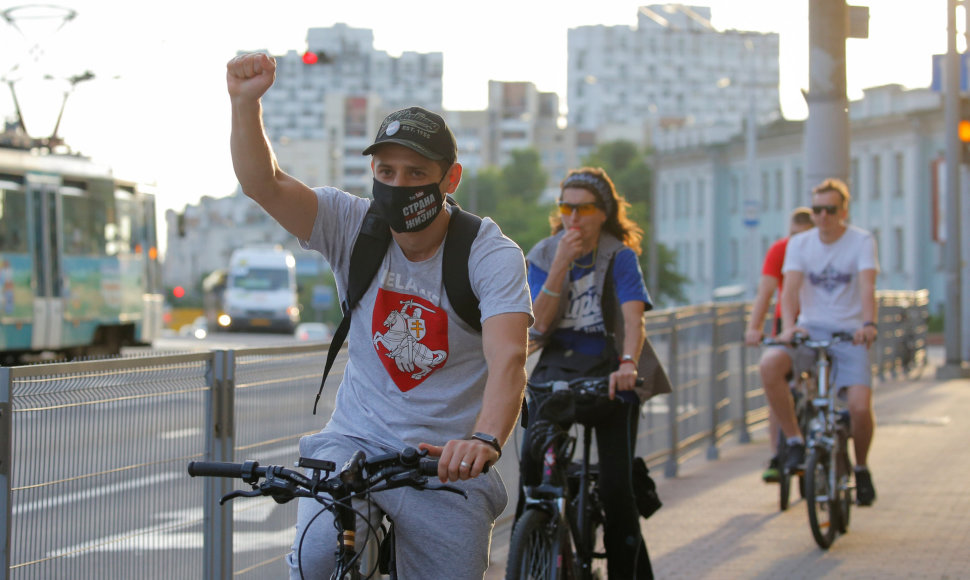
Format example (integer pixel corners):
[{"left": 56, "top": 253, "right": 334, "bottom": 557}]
[{"left": 220, "top": 246, "right": 300, "bottom": 333}]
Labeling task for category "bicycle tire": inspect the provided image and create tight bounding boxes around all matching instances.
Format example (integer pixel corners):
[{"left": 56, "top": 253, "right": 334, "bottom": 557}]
[
  {"left": 836, "top": 437, "right": 852, "bottom": 534},
  {"left": 777, "top": 432, "right": 791, "bottom": 511},
  {"left": 805, "top": 446, "right": 839, "bottom": 549},
  {"left": 582, "top": 482, "right": 607, "bottom": 580},
  {"left": 506, "top": 509, "right": 571, "bottom": 580}
]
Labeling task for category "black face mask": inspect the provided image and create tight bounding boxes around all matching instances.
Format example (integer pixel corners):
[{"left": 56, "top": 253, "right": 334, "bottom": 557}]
[{"left": 371, "top": 176, "right": 446, "bottom": 233}]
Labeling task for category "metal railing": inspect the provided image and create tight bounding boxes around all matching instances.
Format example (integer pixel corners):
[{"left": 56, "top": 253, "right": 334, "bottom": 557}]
[{"left": 0, "top": 290, "right": 929, "bottom": 579}]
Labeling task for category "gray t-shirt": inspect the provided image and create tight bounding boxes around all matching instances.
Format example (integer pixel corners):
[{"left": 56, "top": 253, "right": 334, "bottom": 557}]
[{"left": 301, "top": 187, "right": 533, "bottom": 450}]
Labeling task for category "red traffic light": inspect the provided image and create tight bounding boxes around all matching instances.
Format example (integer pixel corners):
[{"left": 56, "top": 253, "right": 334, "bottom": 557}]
[
  {"left": 173, "top": 286, "right": 185, "bottom": 299},
  {"left": 302, "top": 51, "right": 318, "bottom": 65}
]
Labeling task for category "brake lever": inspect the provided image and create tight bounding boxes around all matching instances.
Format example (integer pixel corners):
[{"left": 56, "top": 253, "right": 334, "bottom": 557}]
[{"left": 219, "top": 489, "right": 264, "bottom": 505}]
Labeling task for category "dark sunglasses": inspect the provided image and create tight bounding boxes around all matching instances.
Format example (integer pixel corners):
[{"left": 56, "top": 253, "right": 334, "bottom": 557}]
[
  {"left": 811, "top": 204, "right": 840, "bottom": 215},
  {"left": 558, "top": 201, "right": 603, "bottom": 216}
]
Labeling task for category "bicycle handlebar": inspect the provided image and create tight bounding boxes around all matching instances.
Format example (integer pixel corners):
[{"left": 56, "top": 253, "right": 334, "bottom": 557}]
[
  {"left": 528, "top": 375, "right": 644, "bottom": 397},
  {"left": 762, "top": 331, "right": 855, "bottom": 349},
  {"left": 187, "top": 446, "right": 460, "bottom": 506}
]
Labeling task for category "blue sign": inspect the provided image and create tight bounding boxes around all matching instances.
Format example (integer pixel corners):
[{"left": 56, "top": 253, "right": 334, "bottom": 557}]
[
  {"left": 931, "top": 53, "right": 970, "bottom": 93},
  {"left": 312, "top": 285, "right": 333, "bottom": 309},
  {"left": 742, "top": 200, "right": 760, "bottom": 228}
]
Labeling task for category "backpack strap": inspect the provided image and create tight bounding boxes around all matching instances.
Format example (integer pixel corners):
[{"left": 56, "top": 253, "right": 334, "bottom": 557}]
[
  {"left": 443, "top": 200, "right": 483, "bottom": 332},
  {"left": 314, "top": 202, "right": 391, "bottom": 414}
]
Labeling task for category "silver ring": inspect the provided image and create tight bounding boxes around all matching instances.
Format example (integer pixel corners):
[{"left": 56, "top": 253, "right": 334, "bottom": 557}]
[{"left": 460, "top": 461, "right": 470, "bottom": 468}]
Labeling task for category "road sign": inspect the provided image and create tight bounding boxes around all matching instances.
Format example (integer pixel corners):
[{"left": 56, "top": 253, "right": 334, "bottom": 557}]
[{"left": 742, "top": 200, "right": 760, "bottom": 228}]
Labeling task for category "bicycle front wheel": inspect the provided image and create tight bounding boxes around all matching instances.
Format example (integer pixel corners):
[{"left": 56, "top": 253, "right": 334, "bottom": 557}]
[
  {"left": 805, "top": 446, "right": 839, "bottom": 549},
  {"left": 506, "top": 509, "right": 572, "bottom": 580}
]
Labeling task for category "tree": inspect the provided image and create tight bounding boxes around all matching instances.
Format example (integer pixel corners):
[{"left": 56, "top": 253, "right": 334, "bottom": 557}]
[{"left": 582, "top": 140, "right": 686, "bottom": 306}]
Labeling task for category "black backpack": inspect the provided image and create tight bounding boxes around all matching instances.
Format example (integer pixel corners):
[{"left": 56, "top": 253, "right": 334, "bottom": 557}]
[{"left": 312, "top": 198, "right": 483, "bottom": 414}]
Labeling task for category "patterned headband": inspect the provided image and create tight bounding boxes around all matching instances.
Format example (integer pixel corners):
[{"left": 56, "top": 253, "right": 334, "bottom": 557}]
[{"left": 562, "top": 173, "right": 615, "bottom": 217}]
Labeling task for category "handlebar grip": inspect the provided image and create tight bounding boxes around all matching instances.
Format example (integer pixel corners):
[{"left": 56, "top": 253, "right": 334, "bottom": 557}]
[
  {"left": 187, "top": 461, "right": 244, "bottom": 478},
  {"left": 418, "top": 458, "right": 439, "bottom": 476}
]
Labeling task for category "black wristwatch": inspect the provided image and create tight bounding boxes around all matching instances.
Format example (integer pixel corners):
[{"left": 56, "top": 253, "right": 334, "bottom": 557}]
[{"left": 471, "top": 432, "right": 502, "bottom": 458}]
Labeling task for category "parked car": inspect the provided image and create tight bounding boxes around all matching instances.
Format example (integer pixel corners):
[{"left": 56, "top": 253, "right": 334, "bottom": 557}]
[{"left": 294, "top": 322, "right": 332, "bottom": 343}]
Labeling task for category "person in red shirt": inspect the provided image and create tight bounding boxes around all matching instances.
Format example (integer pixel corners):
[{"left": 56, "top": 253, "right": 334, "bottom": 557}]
[{"left": 744, "top": 207, "right": 814, "bottom": 482}]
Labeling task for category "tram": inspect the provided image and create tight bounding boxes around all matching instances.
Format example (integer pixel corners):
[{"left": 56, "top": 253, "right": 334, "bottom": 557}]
[{"left": 0, "top": 146, "right": 163, "bottom": 364}]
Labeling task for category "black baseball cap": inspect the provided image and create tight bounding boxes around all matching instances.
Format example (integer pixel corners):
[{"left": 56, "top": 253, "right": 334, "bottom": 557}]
[{"left": 362, "top": 106, "right": 457, "bottom": 163}]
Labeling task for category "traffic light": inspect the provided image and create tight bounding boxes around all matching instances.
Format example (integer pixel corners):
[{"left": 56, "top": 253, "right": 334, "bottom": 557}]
[
  {"left": 961, "top": 96, "right": 970, "bottom": 165},
  {"left": 302, "top": 50, "right": 333, "bottom": 65},
  {"left": 173, "top": 286, "right": 185, "bottom": 299}
]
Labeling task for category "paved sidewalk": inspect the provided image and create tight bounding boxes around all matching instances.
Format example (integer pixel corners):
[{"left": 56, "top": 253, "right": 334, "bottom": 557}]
[{"left": 488, "top": 349, "right": 970, "bottom": 579}]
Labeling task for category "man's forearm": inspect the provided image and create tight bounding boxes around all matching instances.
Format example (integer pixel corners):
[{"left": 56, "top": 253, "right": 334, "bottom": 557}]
[{"left": 230, "top": 98, "right": 279, "bottom": 201}]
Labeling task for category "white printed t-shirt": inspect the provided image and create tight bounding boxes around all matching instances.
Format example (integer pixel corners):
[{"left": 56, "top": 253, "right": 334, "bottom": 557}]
[{"left": 782, "top": 224, "right": 879, "bottom": 332}]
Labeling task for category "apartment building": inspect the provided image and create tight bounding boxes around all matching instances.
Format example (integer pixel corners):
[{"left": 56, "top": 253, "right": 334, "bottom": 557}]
[{"left": 567, "top": 4, "right": 780, "bottom": 155}]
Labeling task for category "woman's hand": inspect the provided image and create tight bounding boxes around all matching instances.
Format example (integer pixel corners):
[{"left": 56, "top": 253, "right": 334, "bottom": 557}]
[{"left": 608, "top": 362, "right": 639, "bottom": 399}]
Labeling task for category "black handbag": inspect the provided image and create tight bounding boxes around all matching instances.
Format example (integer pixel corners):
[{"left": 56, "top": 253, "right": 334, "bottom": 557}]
[{"left": 632, "top": 457, "right": 662, "bottom": 519}]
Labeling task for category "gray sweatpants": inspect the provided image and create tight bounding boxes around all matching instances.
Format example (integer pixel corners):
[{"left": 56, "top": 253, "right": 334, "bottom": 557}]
[{"left": 286, "top": 432, "right": 508, "bottom": 580}]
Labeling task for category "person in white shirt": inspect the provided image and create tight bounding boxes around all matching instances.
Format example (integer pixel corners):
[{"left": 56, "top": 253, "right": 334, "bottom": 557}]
[{"left": 759, "top": 178, "right": 880, "bottom": 506}]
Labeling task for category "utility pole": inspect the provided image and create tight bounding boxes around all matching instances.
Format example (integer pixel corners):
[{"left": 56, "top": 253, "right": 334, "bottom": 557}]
[
  {"left": 803, "top": 0, "right": 852, "bottom": 191},
  {"left": 939, "top": 0, "right": 970, "bottom": 378}
]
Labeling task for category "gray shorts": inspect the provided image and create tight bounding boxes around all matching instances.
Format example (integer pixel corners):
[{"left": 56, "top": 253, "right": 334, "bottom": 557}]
[
  {"left": 778, "top": 326, "right": 873, "bottom": 391},
  {"left": 286, "top": 432, "right": 508, "bottom": 580}
]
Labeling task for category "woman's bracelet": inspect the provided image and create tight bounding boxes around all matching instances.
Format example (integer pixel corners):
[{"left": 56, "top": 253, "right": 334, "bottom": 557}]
[
  {"left": 619, "top": 354, "right": 637, "bottom": 371},
  {"left": 540, "top": 285, "right": 561, "bottom": 298}
]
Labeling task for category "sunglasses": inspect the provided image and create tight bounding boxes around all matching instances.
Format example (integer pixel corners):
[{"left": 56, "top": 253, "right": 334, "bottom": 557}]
[
  {"left": 558, "top": 201, "right": 603, "bottom": 216},
  {"left": 811, "top": 204, "right": 840, "bottom": 215}
]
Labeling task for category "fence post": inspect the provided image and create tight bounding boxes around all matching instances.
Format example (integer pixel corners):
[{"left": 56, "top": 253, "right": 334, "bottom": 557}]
[
  {"left": 1, "top": 366, "right": 11, "bottom": 580},
  {"left": 664, "top": 311, "right": 680, "bottom": 478},
  {"left": 204, "top": 350, "right": 235, "bottom": 580},
  {"left": 737, "top": 303, "right": 752, "bottom": 444},
  {"left": 707, "top": 306, "right": 720, "bottom": 460}
]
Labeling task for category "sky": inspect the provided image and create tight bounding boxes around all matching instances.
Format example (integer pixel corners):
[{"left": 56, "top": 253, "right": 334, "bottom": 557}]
[{"left": 0, "top": 0, "right": 953, "bottom": 230}]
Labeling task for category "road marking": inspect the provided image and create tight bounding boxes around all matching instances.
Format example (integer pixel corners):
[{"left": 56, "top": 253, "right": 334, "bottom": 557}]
[
  {"left": 160, "top": 428, "right": 202, "bottom": 440},
  {"left": 13, "top": 472, "right": 182, "bottom": 515}
]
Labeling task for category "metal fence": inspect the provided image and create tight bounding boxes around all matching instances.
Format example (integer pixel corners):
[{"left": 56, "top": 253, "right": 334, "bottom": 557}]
[{"left": 0, "top": 290, "right": 929, "bottom": 579}]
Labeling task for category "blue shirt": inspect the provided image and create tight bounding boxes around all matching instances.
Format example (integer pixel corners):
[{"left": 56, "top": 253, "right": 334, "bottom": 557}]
[{"left": 528, "top": 246, "right": 651, "bottom": 358}]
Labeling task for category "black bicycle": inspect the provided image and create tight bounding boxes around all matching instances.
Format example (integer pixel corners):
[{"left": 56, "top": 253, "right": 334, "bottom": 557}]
[
  {"left": 506, "top": 376, "right": 641, "bottom": 580},
  {"left": 797, "top": 331, "right": 855, "bottom": 549},
  {"left": 187, "top": 446, "right": 467, "bottom": 579}
]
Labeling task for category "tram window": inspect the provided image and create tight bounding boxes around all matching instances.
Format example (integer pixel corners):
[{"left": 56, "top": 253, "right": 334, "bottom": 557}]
[
  {"left": 0, "top": 188, "right": 28, "bottom": 252},
  {"left": 62, "top": 194, "right": 108, "bottom": 256}
]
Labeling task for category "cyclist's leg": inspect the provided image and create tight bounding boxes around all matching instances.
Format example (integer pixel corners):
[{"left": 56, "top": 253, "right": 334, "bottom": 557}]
[
  {"left": 386, "top": 467, "right": 508, "bottom": 580},
  {"left": 829, "top": 340, "right": 875, "bottom": 467},
  {"left": 594, "top": 400, "right": 653, "bottom": 579},
  {"left": 286, "top": 433, "right": 385, "bottom": 580},
  {"left": 759, "top": 347, "right": 800, "bottom": 439}
]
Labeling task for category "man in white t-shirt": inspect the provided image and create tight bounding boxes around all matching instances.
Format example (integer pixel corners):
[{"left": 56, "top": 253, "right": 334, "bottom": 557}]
[{"left": 759, "top": 178, "right": 880, "bottom": 507}]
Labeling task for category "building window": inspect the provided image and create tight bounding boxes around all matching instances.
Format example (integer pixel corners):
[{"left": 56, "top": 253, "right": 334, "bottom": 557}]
[
  {"left": 730, "top": 175, "right": 739, "bottom": 214},
  {"left": 697, "top": 240, "right": 705, "bottom": 280},
  {"left": 696, "top": 178, "right": 705, "bottom": 217},
  {"left": 730, "top": 238, "right": 739, "bottom": 278},
  {"left": 794, "top": 167, "right": 803, "bottom": 205},
  {"left": 775, "top": 169, "right": 783, "bottom": 210},
  {"left": 871, "top": 155, "right": 881, "bottom": 200},
  {"left": 893, "top": 152, "right": 904, "bottom": 198},
  {"left": 761, "top": 171, "right": 770, "bottom": 209},
  {"left": 894, "top": 227, "right": 904, "bottom": 272},
  {"left": 850, "top": 157, "right": 860, "bottom": 198}
]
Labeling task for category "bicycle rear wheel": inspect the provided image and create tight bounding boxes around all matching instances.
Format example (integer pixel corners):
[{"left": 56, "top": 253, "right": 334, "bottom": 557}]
[
  {"left": 777, "top": 434, "right": 792, "bottom": 511},
  {"left": 805, "top": 446, "right": 839, "bottom": 549},
  {"left": 506, "top": 509, "right": 572, "bottom": 580}
]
